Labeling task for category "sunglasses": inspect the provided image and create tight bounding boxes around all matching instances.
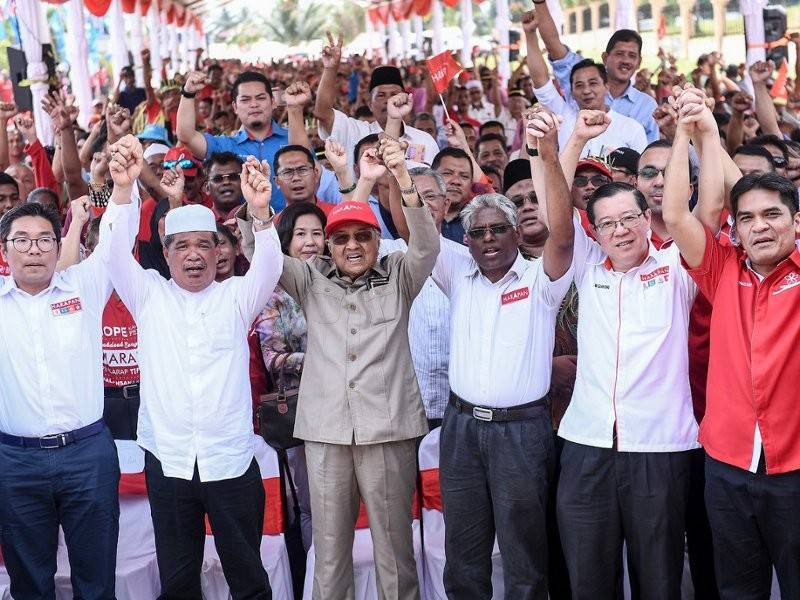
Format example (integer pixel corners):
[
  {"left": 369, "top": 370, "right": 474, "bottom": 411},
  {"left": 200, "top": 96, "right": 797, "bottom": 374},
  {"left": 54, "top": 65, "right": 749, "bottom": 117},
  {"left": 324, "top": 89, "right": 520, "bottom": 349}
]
[
  {"left": 329, "top": 229, "right": 375, "bottom": 246},
  {"left": 466, "top": 223, "right": 513, "bottom": 239},
  {"left": 637, "top": 166, "right": 667, "bottom": 180},
  {"left": 772, "top": 156, "right": 788, "bottom": 168},
  {"left": 574, "top": 175, "right": 610, "bottom": 187},
  {"left": 163, "top": 159, "right": 195, "bottom": 169},
  {"left": 509, "top": 192, "right": 537, "bottom": 208},
  {"left": 209, "top": 173, "right": 238, "bottom": 184}
]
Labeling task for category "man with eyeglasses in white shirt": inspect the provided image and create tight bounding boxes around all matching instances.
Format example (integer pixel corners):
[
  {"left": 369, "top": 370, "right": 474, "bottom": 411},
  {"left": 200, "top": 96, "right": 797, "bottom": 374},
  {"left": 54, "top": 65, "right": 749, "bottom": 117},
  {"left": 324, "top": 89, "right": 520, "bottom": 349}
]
[
  {"left": 0, "top": 135, "right": 141, "bottom": 600},
  {"left": 104, "top": 156, "right": 283, "bottom": 599},
  {"left": 272, "top": 145, "right": 336, "bottom": 218}
]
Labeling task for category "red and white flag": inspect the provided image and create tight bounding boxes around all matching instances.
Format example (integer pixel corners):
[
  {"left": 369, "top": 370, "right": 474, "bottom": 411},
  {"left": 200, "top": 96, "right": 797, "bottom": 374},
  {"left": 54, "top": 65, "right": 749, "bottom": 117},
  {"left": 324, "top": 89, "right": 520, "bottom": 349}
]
[{"left": 426, "top": 51, "right": 463, "bottom": 94}]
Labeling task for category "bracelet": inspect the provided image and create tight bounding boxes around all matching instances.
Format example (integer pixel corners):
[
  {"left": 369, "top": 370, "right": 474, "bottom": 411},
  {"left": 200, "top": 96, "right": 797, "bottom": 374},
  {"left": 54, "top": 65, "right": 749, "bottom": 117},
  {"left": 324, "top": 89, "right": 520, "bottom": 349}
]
[
  {"left": 181, "top": 88, "right": 197, "bottom": 99},
  {"left": 338, "top": 182, "right": 357, "bottom": 194},
  {"left": 526, "top": 147, "right": 539, "bottom": 157},
  {"left": 88, "top": 181, "right": 111, "bottom": 208},
  {"left": 399, "top": 183, "right": 417, "bottom": 195},
  {"left": 532, "top": 0, "right": 546, "bottom": 4}
]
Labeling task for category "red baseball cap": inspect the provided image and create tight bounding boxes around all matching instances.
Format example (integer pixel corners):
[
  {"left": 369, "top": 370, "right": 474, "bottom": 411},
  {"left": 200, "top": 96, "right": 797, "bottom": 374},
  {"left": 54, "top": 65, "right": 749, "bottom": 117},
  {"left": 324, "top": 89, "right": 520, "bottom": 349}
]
[
  {"left": 324, "top": 201, "right": 381, "bottom": 237},
  {"left": 575, "top": 158, "right": 612, "bottom": 179},
  {"left": 163, "top": 146, "right": 202, "bottom": 177}
]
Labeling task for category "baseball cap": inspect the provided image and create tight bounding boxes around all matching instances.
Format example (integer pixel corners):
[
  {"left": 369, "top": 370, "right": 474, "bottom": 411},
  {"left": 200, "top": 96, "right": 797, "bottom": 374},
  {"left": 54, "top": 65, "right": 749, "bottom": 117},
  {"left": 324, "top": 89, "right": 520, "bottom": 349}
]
[
  {"left": 324, "top": 201, "right": 381, "bottom": 237},
  {"left": 137, "top": 124, "right": 173, "bottom": 147},
  {"left": 163, "top": 146, "right": 201, "bottom": 176},
  {"left": 575, "top": 158, "right": 612, "bottom": 179}
]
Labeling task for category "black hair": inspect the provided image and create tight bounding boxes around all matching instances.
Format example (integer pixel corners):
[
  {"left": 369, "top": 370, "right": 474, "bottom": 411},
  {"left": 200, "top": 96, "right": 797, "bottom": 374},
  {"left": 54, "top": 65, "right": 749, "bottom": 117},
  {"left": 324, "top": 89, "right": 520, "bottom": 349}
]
[
  {"left": 475, "top": 133, "right": 509, "bottom": 155},
  {"left": 198, "top": 97, "right": 213, "bottom": 106},
  {"left": 216, "top": 222, "right": 238, "bottom": 247},
  {"left": 0, "top": 202, "right": 62, "bottom": 246},
  {"left": 570, "top": 59, "right": 608, "bottom": 86},
  {"left": 714, "top": 112, "right": 731, "bottom": 128},
  {"left": 203, "top": 151, "right": 244, "bottom": 174},
  {"left": 231, "top": 71, "right": 272, "bottom": 101},
  {"left": 750, "top": 134, "right": 789, "bottom": 161},
  {"left": 432, "top": 147, "right": 474, "bottom": 176},
  {"left": 732, "top": 145, "right": 776, "bottom": 171},
  {"left": 481, "top": 165, "right": 502, "bottom": 184},
  {"left": 354, "top": 133, "right": 381, "bottom": 165},
  {"left": 26, "top": 187, "right": 60, "bottom": 208},
  {"left": 275, "top": 202, "right": 327, "bottom": 256},
  {"left": 730, "top": 172, "right": 799, "bottom": 217},
  {"left": 413, "top": 112, "right": 435, "bottom": 125},
  {"left": 605, "top": 29, "right": 643, "bottom": 54},
  {"left": 638, "top": 139, "right": 673, "bottom": 169},
  {"left": 354, "top": 105, "right": 374, "bottom": 119},
  {"left": 0, "top": 172, "right": 19, "bottom": 192},
  {"left": 586, "top": 182, "right": 648, "bottom": 225},
  {"left": 458, "top": 121, "right": 476, "bottom": 131},
  {"left": 274, "top": 144, "right": 315, "bottom": 173},
  {"left": 213, "top": 110, "right": 231, "bottom": 121},
  {"left": 207, "top": 64, "right": 223, "bottom": 73},
  {"left": 85, "top": 216, "right": 103, "bottom": 252},
  {"left": 478, "top": 120, "right": 507, "bottom": 137}
]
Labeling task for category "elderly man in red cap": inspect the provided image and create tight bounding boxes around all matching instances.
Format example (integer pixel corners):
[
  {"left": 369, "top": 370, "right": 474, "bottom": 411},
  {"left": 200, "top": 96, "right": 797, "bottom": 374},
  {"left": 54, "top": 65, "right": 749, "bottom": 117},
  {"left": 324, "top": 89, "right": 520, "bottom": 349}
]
[{"left": 238, "top": 136, "right": 440, "bottom": 599}]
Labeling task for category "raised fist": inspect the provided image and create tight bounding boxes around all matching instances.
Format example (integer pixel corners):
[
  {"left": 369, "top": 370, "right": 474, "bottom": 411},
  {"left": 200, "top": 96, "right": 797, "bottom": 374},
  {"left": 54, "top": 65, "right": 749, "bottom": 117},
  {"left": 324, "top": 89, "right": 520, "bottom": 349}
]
[
  {"left": 183, "top": 71, "right": 208, "bottom": 94},
  {"left": 108, "top": 134, "right": 144, "bottom": 188},
  {"left": 284, "top": 81, "right": 312, "bottom": 108}
]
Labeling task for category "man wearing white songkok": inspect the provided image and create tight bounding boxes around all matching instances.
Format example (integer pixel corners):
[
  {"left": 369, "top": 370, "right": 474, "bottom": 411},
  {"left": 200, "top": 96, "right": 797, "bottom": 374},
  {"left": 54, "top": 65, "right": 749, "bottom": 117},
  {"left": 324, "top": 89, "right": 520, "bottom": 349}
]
[{"left": 105, "top": 156, "right": 283, "bottom": 599}]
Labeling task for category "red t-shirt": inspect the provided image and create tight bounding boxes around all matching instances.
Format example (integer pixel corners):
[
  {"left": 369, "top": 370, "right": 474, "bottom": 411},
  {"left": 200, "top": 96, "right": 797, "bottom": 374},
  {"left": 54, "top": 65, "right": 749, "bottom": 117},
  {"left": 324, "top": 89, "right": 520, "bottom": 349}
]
[
  {"left": 0, "top": 254, "right": 9, "bottom": 277},
  {"left": 102, "top": 293, "right": 139, "bottom": 388},
  {"left": 686, "top": 226, "right": 800, "bottom": 474}
]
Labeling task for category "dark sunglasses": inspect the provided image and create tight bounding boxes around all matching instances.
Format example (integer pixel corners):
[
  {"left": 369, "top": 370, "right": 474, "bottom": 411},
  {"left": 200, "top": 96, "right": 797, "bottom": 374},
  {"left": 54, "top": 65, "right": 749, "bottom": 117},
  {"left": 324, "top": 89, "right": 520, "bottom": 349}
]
[
  {"left": 574, "top": 175, "right": 610, "bottom": 187},
  {"left": 466, "top": 223, "right": 513, "bottom": 239},
  {"left": 509, "top": 192, "right": 537, "bottom": 208},
  {"left": 329, "top": 230, "right": 375, "bottom": 246},
  {"left": 163, "top": 159, "right": 195, "bottom": 169},
  {"left": 637, "top": 166, "right": 667, "bottom": 180},
  {"left": 209, "top": 173, "right": 238, "bottom": 184}
]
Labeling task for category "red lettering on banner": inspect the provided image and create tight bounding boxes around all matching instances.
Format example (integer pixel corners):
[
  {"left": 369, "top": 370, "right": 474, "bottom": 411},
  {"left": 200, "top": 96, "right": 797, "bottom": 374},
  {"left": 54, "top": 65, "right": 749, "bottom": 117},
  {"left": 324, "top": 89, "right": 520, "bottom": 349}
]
[
  {"left": 501, "top": 287, "right": 530, "bottom": 305},
  {"left": 640, "top": 266, "right": 670, "bottom": 282}
]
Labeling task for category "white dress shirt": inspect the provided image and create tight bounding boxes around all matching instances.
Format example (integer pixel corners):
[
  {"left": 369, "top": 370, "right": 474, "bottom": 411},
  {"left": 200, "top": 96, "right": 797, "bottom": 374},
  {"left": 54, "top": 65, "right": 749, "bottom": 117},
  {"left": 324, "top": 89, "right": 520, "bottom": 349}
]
[
  {"left": 0, "top": 200, "right": 135, "bottom": 437},
  {"left": 380, "top": 238, "right": 452, "bottom": 419},
  {"left": 558, "top": 217, "right": 700, "bottom": 452},
  {"left": 468, "top": 98, "right": 498, "bottom": 124},
  {"left": 433, "top": 237, "right": 573, "bottom": 408},
  {"left": 534, "top": 80, "right": 648, "bottom": 158},
  {"left": 319, "top": 109, "right": 441, "bottom": 170},
  {"left": 105, "top": 203, "right": 283, "bottom": 481}
]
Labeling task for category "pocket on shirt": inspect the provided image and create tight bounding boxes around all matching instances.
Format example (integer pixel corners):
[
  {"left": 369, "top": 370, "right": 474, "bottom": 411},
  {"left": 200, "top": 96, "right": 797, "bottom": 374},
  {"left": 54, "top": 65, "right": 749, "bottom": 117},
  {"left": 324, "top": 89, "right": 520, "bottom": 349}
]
[
  {"left": 365, "top": 285, "right": 399, "bottom": 326},
  {"left": 203, "top": 312, "right": 235, "bottom": 349},
  {"left": 634, "top": 283, "right": 672, "bottom": 331},
  {"left": 56, "top": 313, "right": 84, "bottom": 356},
  {"left": 306, "top": 283, "right": 343, "bottom": 325},
  {"left": 497, "top": 300, "right": 531, "bottom": 348}
]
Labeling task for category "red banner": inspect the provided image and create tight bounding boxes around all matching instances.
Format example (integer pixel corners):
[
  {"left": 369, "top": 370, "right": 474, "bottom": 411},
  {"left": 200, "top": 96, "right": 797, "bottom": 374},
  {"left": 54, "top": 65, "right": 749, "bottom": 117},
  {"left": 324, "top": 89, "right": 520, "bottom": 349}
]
[
  {"left": 771, "top": 60, "right": 789, "bottom": 101},
  {"left": 426, "top": 50, "right": 463, "bottom": 94},
  {"left": 83, "top": 0, "right": 113, "bottom": 17},
  {"left": 390, "top": 0, "right": 414, "bottom": 20},
  {"left": 120, "top": 0, "right": 136, "bottom": 13}
]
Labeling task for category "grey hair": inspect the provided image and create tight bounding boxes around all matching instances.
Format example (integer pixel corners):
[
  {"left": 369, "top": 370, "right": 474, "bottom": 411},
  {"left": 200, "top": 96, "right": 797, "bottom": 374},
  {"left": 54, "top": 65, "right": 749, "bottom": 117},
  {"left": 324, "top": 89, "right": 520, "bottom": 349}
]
[
  {"left": 409, "top": 167, "right": 446, "bottom": 195},
  {"left": 460, "top": 193, "right": 518, "bottom": 231}
]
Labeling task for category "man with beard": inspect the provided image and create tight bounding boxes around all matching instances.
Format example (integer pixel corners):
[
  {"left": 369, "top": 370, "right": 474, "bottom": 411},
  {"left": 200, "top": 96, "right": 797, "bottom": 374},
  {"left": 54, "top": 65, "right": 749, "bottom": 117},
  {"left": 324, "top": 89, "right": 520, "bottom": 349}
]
[
  {"left": 525, "top": 6, "right": 659, "bottom": 143},
  {"left": 178, "top": 70, "right": 290, "bottom": 210},
  {"left": 314, "top": 33, "right": 439, "bottom": 168},
  {"left": 205, "top": 152, "right": 244, "bottom": 219}
]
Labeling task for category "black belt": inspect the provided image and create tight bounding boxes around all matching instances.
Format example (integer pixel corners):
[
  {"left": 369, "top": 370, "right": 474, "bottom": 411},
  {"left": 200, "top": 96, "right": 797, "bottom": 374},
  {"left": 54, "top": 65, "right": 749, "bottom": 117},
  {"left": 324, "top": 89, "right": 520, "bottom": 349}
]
[
  {"left": 104, "top": 384, "right": 140, "bottom": 399},
  {"left": 0, "top": 419, "right": 106, "bottom": 449},
  {"left": 449, "top": 392, "right": 546, "bottom": 422}
]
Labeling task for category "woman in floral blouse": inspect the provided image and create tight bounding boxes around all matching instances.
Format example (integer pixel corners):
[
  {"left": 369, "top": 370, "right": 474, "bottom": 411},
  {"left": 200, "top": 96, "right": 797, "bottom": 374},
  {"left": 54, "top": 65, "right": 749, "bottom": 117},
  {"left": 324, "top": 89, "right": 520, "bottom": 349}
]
[{"left": 252, "top": 201, "right": 327, "bottom": 551}]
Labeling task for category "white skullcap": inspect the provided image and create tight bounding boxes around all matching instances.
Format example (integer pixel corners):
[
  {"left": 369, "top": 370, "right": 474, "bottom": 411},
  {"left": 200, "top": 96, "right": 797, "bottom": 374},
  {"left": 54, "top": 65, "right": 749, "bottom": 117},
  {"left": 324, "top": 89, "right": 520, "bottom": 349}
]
[
  {"left": 465, "top": 80, "right": 483, "bottom": 90},
  {"left": 164, "top": 205, "right": 217, "bottom": 236},
  {"left": 143, "top": 143, "right": 170, "bottom": 160}
]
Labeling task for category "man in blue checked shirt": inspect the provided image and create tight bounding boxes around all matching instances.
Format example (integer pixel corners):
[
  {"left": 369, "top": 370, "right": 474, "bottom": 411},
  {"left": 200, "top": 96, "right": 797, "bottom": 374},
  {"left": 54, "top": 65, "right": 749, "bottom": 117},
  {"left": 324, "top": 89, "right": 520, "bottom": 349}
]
[
  {"left": 531, "top": 3, "right": 659, "bottom": 143},
  {"left": 177, "top": 70, "right": 292, "bottom": 211}
]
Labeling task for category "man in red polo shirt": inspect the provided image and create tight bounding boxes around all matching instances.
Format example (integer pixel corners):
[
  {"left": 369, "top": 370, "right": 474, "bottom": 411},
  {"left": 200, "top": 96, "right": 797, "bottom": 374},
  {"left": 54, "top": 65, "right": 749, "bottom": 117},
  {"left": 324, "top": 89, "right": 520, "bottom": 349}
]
[{"left": 663, "top": 87, "right": 800, "bottom": 598}]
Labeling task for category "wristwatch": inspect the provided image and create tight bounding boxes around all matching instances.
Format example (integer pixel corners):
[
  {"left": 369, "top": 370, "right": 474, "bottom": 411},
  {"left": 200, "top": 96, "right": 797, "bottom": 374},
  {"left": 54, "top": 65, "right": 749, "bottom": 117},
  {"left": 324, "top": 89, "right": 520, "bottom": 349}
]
[
  {"left": 526, "top": 147, "right": 539, "bottom": 157},
  {"left": 181, "top": 88, "right": 197, "bottom": 99},
  {"left": 399, "top": 183, "right": 417, "bottom": 195}
]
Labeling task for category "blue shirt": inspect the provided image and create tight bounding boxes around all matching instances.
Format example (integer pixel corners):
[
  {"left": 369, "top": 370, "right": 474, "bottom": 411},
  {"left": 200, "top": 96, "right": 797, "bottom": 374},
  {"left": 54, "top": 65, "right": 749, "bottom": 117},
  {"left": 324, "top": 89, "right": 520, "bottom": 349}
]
[
  {"left": 441, "top": 217, "right": 466, "bottom": 245},
  {"left": 550, "top": 49, "right": 659, "bottom": 143},
  {"left": 204, "top": 123, "right": 290, "bottom": 211}
]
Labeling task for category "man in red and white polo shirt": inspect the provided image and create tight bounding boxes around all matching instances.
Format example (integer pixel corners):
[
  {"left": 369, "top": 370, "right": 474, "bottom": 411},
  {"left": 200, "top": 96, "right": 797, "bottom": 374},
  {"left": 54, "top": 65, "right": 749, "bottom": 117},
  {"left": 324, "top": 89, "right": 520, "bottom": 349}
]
[{"left": 664, "top": 87, "right": 800, "bottom": 598}]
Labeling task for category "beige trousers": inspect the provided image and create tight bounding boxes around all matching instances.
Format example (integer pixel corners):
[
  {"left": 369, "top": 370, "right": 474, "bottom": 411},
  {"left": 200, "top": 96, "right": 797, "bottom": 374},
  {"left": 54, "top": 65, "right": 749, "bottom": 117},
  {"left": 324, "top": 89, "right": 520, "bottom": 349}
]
[{"left": 305, "top": 439, "right": 420, "bottom": 600}]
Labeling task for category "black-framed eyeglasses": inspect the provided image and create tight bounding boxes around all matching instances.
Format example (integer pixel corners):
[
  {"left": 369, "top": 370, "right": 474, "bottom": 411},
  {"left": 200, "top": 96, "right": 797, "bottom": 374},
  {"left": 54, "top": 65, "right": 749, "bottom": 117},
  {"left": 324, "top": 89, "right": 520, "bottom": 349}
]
[
  {"left": 276, "top": 166, "right": 313, "bottom": 181},
  {"left": 593, "top": 212, "right": 644, "bottom": 237},
  {"left": 509, "top": 192, "right": 537, "bottom": 208},
  {"left": 638, "top": 166, "right": 667, "bottom": 180},
  {"left": 6, "top": 236, "right": 57, "bottom": 253},
  {"left": 466, "top": 223, "right": 513, "bottom": 240},
  {"left": 209, "top": 173, "right": 239, "bottom": 184},
  {"left": 574, "top": 175, "right": 610, "bottom": 187},
  {"left": 329, "top": 229, "right": 376, "bottom": 246},
  {"left": 163, "top": 159, "right": 195, "bottom": 169}
]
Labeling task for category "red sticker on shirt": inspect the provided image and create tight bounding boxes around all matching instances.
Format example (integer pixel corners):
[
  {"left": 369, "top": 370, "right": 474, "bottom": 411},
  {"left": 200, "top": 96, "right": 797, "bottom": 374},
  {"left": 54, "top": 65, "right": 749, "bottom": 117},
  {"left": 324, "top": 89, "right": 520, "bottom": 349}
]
[
  {"left": 50, "top": 297, "right": 83, "bottom": 316},
  {"left": 501, "top": 287, "right": 530, "bottom": 305}
]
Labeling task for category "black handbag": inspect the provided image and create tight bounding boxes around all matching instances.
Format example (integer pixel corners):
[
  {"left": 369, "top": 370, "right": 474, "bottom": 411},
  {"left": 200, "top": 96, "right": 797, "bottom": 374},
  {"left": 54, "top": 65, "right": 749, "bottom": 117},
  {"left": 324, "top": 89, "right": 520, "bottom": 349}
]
[{"left": 257, "top": 358, "right": 303, "bottom": 450}]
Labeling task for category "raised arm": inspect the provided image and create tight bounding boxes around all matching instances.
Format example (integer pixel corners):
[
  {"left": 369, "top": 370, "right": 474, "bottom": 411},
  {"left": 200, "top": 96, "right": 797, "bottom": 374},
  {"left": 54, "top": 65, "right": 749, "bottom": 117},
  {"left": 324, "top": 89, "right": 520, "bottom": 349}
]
[
  {"left": 352, "top": 145, "right": 387, "bottom": 204},
  {"left": 725, "top": 91, "right": 752, "bottom": 155},
  {"left": 559, "top": 109, "right": 611, "bottom": 188},
  {"left": 662, "top": 90, "right": 708, "bottom": 268},
  {"left": 749, "top": 60, "right": 782, "bottom": 137},
  {"left": 313, "top": 32, "right": 343, "bottom": 135},
  {"left": 522, "top": 10, "right": 550, "bottom": 89},
  {"left": 443, "top": 118, "right": 486, "bottom": 184},
  {"left": 0, "top": 102, "right": 17, "bottom": 170},
  {"left": 43, "top": 92, "right": 88, "bottom": 199},
  {"left": 141, "top": 49, "right": 156, "bottom": 107},
  {"left": 384, "top": 92, "right": 413, "bottom": 140},
  {"left": 532, "top": 0, "right": 568, "bottom": 60},
  {"left": 324, "top": 138, "right": 355, "bottom": 201},
  {"left": 56, "top": 197, "right": 91, "bottom": 270},
  {"left": 176, "top": 71, "right": 210, "bottom": 158},
  {"left": 284, "top": 81, "right": 313, "bottom": 149}
]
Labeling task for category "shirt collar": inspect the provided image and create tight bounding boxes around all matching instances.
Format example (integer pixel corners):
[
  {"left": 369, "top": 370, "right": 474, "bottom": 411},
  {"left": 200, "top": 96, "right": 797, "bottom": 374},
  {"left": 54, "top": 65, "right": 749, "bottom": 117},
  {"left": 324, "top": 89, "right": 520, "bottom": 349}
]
[
  {"left": 607, "top": 83, "right": 636, "bottom": 103},
  {"left": 465, "top": 250, "right": 529, "bottom": 281},
  {"left": 596, "top": 238, "right": 659, "bottom": 271},
  {"left": 322, "top": 257, "right": 389, "bottom": 283},
  {"left": 742, "top": 241, "right": 800, "bottom": 279},
  {"left": 233, "top": 121, "right": 287, "bottom": 143},
  {"left": 0, "top": 269, "right": 76, "bottom": 297}
]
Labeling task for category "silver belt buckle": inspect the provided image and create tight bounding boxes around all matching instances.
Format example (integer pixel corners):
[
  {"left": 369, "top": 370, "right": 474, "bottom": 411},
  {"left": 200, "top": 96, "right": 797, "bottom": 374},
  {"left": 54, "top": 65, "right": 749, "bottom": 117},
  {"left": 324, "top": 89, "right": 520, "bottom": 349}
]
[
  {"left": 472, "top": 406, "right": 493, "bottom": 422},
  {"left": 122, "top": 385, "right": 138, "bottom": 400},
  {"left": 40, "top": 433, "right": 68, "bottom": 449}
]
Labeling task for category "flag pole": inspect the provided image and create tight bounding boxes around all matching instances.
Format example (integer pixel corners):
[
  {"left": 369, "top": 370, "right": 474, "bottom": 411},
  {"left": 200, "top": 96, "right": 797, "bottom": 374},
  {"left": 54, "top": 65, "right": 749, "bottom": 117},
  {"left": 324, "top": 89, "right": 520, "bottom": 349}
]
[{"left": 439, "top": 93, "right": 451, "bottom": 121}]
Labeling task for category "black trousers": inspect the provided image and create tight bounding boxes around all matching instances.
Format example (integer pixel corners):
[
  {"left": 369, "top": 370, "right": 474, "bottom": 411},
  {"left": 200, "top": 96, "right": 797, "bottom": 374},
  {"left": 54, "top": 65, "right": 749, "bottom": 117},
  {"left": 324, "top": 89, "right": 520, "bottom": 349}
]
[
  {"left": 685, "top": 448, "right": 719, "bottom": 600},
  {"left": 557, "top": 441, "right": 690, "bottom": 600},
  {"left": 546, "top": 433, "right": 572, "bottom": 600},
  {"left": 705, "top": 454, "right": 800, "bottom": 600},
  {"left": 144, "top": 452, "right": 271, "bottom": 600},
  {"left": 440, "top": 402, "right": 555, "bottom": 600}
]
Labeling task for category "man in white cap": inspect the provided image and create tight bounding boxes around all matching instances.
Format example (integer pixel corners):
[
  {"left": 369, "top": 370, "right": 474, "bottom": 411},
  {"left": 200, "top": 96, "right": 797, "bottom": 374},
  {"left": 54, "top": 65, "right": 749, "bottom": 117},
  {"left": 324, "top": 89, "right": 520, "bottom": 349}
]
[{"left": 104, "top": 156, "right": 283, "bottom": 599}]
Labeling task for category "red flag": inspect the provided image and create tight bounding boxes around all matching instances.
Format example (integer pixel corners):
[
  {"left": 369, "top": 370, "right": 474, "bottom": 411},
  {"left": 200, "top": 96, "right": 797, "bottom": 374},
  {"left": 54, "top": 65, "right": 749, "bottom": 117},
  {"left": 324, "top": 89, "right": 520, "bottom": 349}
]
[
  {"left": 656, "top": 15, "right": 666, "bottom": 41},
  {"left": 426, "top": 51, "right": 463, "bottom": 94},
  {"left": 770, "top": 60, "right": 789, "bottom": 101}
]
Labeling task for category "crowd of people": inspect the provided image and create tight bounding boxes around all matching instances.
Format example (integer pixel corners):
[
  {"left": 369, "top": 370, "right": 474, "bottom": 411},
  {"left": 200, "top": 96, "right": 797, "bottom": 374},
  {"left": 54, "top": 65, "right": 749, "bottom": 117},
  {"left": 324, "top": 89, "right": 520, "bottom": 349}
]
[{"left": 0, "top": 3, "right": 799, "bottom": 599}]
